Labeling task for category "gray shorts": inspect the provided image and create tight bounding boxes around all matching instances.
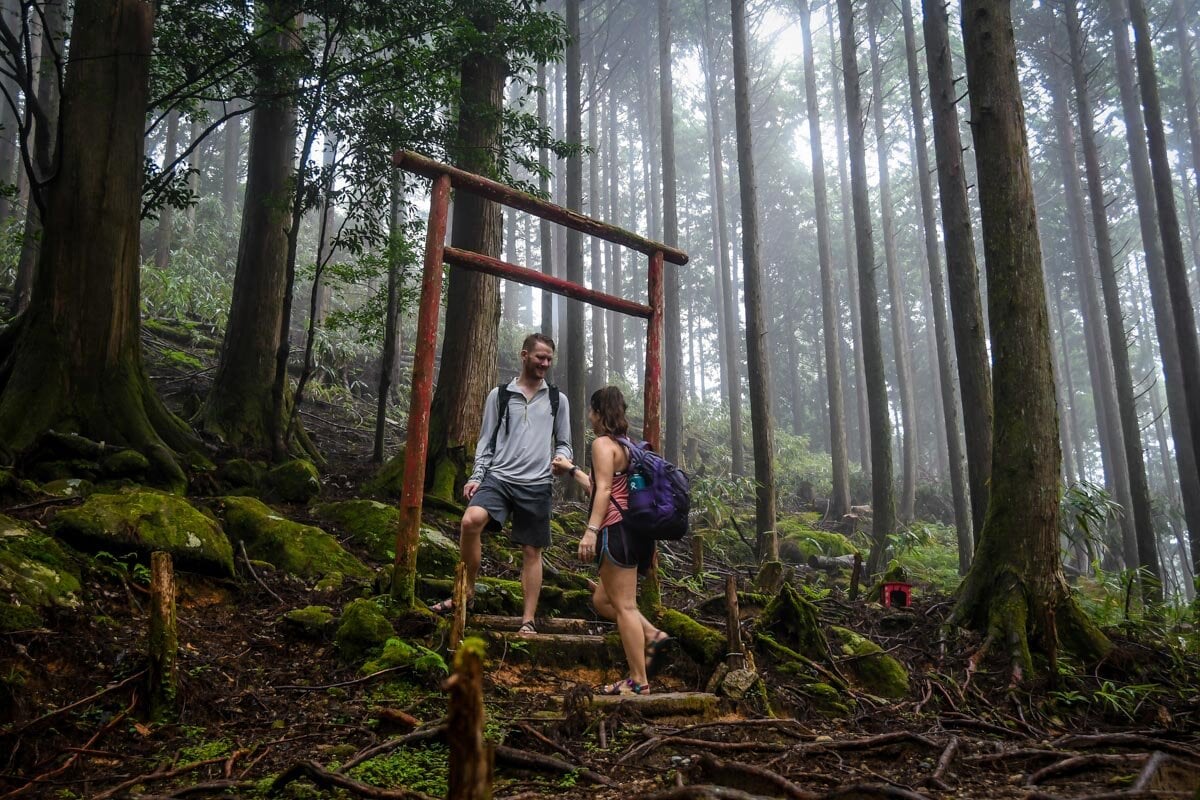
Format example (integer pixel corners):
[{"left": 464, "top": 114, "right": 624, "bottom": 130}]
[{"left": 468, "top": 474, "right": 553, "bottom": 549}]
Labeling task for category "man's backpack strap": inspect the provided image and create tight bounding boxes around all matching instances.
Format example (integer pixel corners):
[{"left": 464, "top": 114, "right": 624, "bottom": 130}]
[{"left": 488, "top": 384, "right": 513, "bottom": 455}]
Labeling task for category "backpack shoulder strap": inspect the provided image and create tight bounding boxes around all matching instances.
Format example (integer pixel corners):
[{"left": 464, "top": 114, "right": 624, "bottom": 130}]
[
  {"left": 548, "top": 384, "right": 560, "bottom": 419},
  {"left": 488, "top": 384, "right": 513, "bottom": 454}
]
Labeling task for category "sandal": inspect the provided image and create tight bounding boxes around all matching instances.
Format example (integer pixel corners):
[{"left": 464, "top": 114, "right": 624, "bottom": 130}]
[
  {"left": 599, "top": 678, "right": 650, "bottom": 696},
  {"left": 516, "top": 620, "right": 537, "bottom": 634},
  {"left": 431, "top": 597, "right": 472, "bottom": 616},
  {"left": 645, "top": 632, "right": 676, "bottom": 680}
]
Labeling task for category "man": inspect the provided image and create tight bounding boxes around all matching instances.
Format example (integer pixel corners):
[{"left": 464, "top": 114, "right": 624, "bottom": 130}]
[{"left": 432, "top": 332, "right": 572, "bottom": 633}]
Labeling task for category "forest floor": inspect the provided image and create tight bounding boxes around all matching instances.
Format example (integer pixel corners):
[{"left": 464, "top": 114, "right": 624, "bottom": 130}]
[{"left": 2, "top": 322, "right": 1200, "bottom": 800}]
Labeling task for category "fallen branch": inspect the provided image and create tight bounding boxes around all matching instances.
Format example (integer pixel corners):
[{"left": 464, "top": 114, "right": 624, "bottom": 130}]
[
  {"left": 0, "top": 669, "right": 146, "bottom": 738},
  {"left": 276, "top": 665, "right": 414, "bottom": 692},
  {"left": 91, "top": 756, "right": 228, "bottom": 800},
  {"left": 635, "top": 786, "right": 777, "bottom": 800},
  {"left": 693, "top": 753, "right": 819, "bottom": 800},
  {"left": 494, "top": 744, "right": 616, "bottom": 787},
  {"left": 1025, "top": 753, "right": 1148, "bottom": 786},
  {"left": 515, "top": 721, "right": 584, "bottom": 765},
  {"left": 271, "top": 760, "right": 439, "bottom": 799},
  {"left": 1051, "top": 734, "right": 1200, "bottom": 762},
  {"left": 924, "top": 735, "right": 959, "bottom": 789},
  {"left": 240, "top": 540, "right": 283, "bottom": 605},
  {"left": 792, "top": 731, "right": 939, "bottom": 753},
  {"left": 135, "top": 779, "right": 257, "bottom": 797}
]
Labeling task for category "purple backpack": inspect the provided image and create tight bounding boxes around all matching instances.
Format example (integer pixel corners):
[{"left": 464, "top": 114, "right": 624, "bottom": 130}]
[{"left": 611, "top": 437, "right": 690, "bottom": 541}]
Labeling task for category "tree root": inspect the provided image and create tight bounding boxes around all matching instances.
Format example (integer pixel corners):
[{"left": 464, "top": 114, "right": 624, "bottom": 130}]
[{"left": 271, "top": 760, "right": 439, "bottom": 799}]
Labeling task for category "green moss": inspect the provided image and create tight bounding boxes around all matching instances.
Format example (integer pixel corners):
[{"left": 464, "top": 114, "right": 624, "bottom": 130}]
[
  {"left": 347, "top": 743, "right": 448, "bottom": 797},
  {"left": 35, "top": 460, "right": 100, "bottom": 482},
  {"left": 266, "top": 459, "right": 321, "bottom": 503},
  {"left": 362, "top": 637, "right": 448, "bottom": 678},
  {"left": 314, "top": 572, "right": 344, "bottom": 592},
  {"left": 558, "top": 589, "right": 594, "bottom": 618},
  {"left": 794, "top": 681, "right": 851, "bottom": 717},
  {"left": 217, "top": 458, "right": 265, "bottom": 489},
  {"left": 215, "top": 496, "right": 370, "bottom": 581},
  {"left": 283, "top": 605, "right": 336, "bottom": 637},
  {"left": 39, "top": 478, "right": 95, "bottom": 498},
  {"left": 0, "top": 602, "right": 42, "bottom": 631},
  {"left": 777, "top": 517, "right": 856, "bottom": 564},
  {"left": 658, "top": 608, "right": 726, "bottom": 667},
  {"left": 335, "top": 598, "right": 396, "bottom": 662},
  {"left": 427, "top": 457, "right": 457, "bottom": 502},
  {"left": 829, "top": 626, "right": 910, "bottom": 699},
  {"left": 0, "top": 469, "right": 34, "bottom": 503},
  {"left": 100, "top": 449, "right": 150, "bottom": 477},
  {"left": 51, "top": 490, "right": 234, "bottom": 576},
  {"left": 312, "top": 500, "right": 455, "bottom": 574},
  {"left": 364, "top": 447, "right": 406, "bottom": 498},
  {"left": 761, "top": 583, "right": 827, "bottom": 660}
]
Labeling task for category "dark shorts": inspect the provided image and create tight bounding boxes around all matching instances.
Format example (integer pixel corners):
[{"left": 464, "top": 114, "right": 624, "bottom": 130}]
[
  {"left": 597, "top": 521, "right": 656, "bottom": 575},
  {"left": 468, "top": 474, "right": 553, "bottom": 549}
]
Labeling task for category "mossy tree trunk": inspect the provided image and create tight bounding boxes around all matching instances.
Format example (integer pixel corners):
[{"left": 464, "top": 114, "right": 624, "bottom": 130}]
[
  {"left": 953, "top": 0, "right": 1110, "bottom": 676},
  {"left": 199, "top": 1, "right": 302, "bottom": 456},
  {"left": 0, "top": 0, "right": 197, "bottom": 489},
  {"left": 424, "top": 8, "right": 503, "bottom": 500}
]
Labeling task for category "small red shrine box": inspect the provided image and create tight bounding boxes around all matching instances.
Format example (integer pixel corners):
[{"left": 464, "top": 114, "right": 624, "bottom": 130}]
[{"left": 881, "top": 582, "right": 912, "bottom": 608}]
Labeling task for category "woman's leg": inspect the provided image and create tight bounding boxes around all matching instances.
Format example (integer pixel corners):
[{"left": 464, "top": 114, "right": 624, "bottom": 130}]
[{"left": 599, "top": 559, "right": 649, "bottom": 685}]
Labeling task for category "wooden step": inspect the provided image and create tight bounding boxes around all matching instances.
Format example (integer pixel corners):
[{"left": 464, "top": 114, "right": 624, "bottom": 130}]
[
  {"left": 527, "top": 691, "right": 720, "bottom": 720},
  {"left": 470, "top": 615, "right": 613, "bottom": 635},
  {"left": 470, "top": 627, "right": 621, "bottom": 668}
]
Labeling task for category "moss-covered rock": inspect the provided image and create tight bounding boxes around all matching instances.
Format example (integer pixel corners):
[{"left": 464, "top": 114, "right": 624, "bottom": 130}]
[
  {"left": 266, "top": 459, "right": 321, "bottom": 503},
  {"left": 0, "top": 602, "right": 43, "bottom": 632},
  {"left": 218, "top": 458, "right": 266, "bottom": 490},
  {"left": 0, "top": 515, "right": 82, "bottom": 613},
  {"left": 363, "top": 448, "right": 405, "bottom": 498},
  {"left": 829, "top": 626, "right": 909, "bottom": 699},
  {"left": 362, "top": 637, "right": 448, "bottom": 679},
  {"left": 52, "top": 490, "right": 234, "bottom": 576},
  {"left": 214, "top": 496, "right": 370, "bottom": 581},
  {"left": 283, "top": 605, "right": 336, "bottom": 638},
  {"left": 312, "top": 499, "right": 461, "bottom": 574},
  {"left": 335, "top": 598, "right": 395, "bottom": 662},
  {"left": 760, "top": 583, "right": 827, "bottom": 660},
  {"left": 658, "top": 608, "right": 726, "bottom": 668},
  {"left": 40, "top": 478, "right": 94, "bottom": 498},
  {"left": 100, "top": 449, "right": 150, "bottom": 478},
  {"left": 777, "top": 517, "right": 857, "bottom": 564}
]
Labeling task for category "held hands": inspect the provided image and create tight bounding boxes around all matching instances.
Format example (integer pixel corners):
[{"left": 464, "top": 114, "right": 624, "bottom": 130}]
[
  {"left": 578, "top": 529, "right": 597, "bottom": 562},
  {"left": 551, "top": 455, "right": 574, "bottom": 476},
  {"left": 463, "top": 480, "right": 480, "bottom": 500}
]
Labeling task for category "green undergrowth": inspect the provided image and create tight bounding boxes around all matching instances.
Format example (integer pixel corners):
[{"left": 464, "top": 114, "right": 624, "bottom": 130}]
[{"left": 345, "top": 743, "right": 449, "bottom": 797}]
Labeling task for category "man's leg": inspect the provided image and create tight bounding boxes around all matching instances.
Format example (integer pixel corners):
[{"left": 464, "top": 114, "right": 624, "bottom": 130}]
[
  {"left": 520, "top": 544, "right": 543, "bottom": 623},
  {"left": 460, "top": 506, "right": 491, "bottom": 602}
]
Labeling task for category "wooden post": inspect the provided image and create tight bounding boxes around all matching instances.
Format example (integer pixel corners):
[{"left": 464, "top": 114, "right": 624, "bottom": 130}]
[
  {"left": 446, "top": 638, "right": 493, "bottom": 800},
  {"left": 644, "top": 249, "right": 665, "bottom": 450},
  {"left": 725, "top": 575, "right": 745, "bottom": 670},
  {"left": 449, "top": 562, "right": 468, "bottom": 652},
  {"left": 392, "top": 172, "right": 451, "bottom": 606},
  {"left": 148, "top": 551, "right": 177, "bottom": 720},
  {"left": 849, "top": 552, "right": 863, "bottom": 601}
]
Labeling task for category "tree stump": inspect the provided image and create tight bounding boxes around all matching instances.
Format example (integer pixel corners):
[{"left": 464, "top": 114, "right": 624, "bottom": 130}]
[
  {"left": 449, "top": 561, "right": 468, "bottom": 652},
  {"left": 148, "top": 551, "right": 177, "bottom": 720},
  {"left": 446, "top": 637, "right": 493, "bottom": 800}
]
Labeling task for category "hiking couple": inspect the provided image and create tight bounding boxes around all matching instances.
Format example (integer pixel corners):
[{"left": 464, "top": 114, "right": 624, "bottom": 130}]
[{"left": 432, "top": 332, "right": 672, "bottom": 695}]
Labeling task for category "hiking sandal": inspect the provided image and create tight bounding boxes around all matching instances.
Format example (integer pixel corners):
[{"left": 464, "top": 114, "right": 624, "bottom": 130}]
[
  {"left": 645, "top": 633, "right": 676, "bottom": 680},
  {"left": 599, "top": 678, "right": 649, "bottom": 696},
  {"left": 516, "top": 620, "right": 537, "bottom": 634}
]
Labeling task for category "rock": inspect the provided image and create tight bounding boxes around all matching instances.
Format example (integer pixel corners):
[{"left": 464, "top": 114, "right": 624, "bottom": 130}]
[
  {"left": 0, "top": 515, "right": 82, "bottom": 623},
  {"left": 40, "top": 478, "right": 94, "bottom": 498},
  {"left": 52, "top": 490, "right": 234, "bottom": 576},
  {"left": 658, "top": 607, "right": 726, "bottom": 668},
  {"left": 283, "top": 605, "right": 336, "bottom": 638},
  {"left": 363, "top": 448, "right": 405, "bottom": 498},
  {"left": 215, "top": 496, "right": 370, "bottom": 581},
  {"left": 829, "top": 626, "right": 910, "bottom": 699},
  {"left": 100, "top": 449, "right": 150, "bottom": 478},
  {"left": 362, "top": 637, "right": 447, "bottom": 678},
  {"left": 266, "top": 459, "right": 321, "bottom": 503},
  {"left": 314, "top": 499, "right": 459, "bottom": 573},
  {"left": 314, "top": 572, "right": 344, "bottom": 592},
  {"left": 218, "top": 459, "right": 265, "bottom": 490},
  {"left": 335, "top": 598, "right": 395, "bottom": 661},
  {"left": 720, "top": 668, "right": 761, "bottom": 700},
  {"left": 777, "top": 516, "right": 857, "bottom": 565}
]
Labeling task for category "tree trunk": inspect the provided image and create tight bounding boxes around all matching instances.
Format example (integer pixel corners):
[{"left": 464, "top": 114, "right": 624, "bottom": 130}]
[
  {"left": 702, "top": 0, "right": 745, "bottom": 477},
  {"left": 221, "top": 100, "right": 242, "bottom": 223},
  {"left": 659, "top": 0, "right": 682, "bottom": 464},
  {"left": 565, "top": 0, "right": 585, "bottom": 469},
  {"left": 953, "top": 0, "right": 1110, "bottom": 675},
  {"left": 154, "top": 110, "right": 179, "bottom": 270},
  {"left": 838, "top": 0, "right": 895, "bottom": 575},
  {"left": 185, "top": 115, "right": 202, "bottom": 234},
  {"left": 867, "top": 0, "right": 917, "bottom": 524},
  {"left": 374, "top": 167, "right": 403, "bottom": 464},
  {"left": 798, "top": 0, "right": 850, "bottom": 520},
  {"left": 0, "top": 0, "right": 196, "bottom": 488},
  {"left": 923, "top": 0, "right": 992, "bottom": 540},
  {"left": 730, "top": 0, "right": 777, "bottom": 558},
  {"left": 901, "top": 0, "right": 970, "bottom": 569},
  {"left": 1108, "top": 0, "right": 1200, "bottom": 575},
  {"left": 830, "top": 9, "right": 870, "bottom": 479},
  {"left": 0, "top": 0, "right": 18, "bottom": 226},
  {"left": 537, "top": 61, "right": 554, "bottom": 340},
  {"left": 588, "top": 36, "right": 605, "bottom": 393},
  {"left": 11, "top": 0, "right": 64, "bottom": 316},
  {"left": 425, "top": 7, "right": 506, "bottom": 499},
  {"left": 200, "top": 1, "right": 300, "bottom": 455},
  {"left": 606, "top": 81, "right": 624, "bottom": 378},
  {"left": 1064, "top": 0, "right": 1161, "bottom": 600},
  {"left": 1051, "top": 275, "right": 1087, "bottom": 484}
]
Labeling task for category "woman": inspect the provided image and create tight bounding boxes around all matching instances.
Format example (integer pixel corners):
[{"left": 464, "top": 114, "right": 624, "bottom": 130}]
[{"left": 552, "top": 386, "right": 673, "bottom": 695}]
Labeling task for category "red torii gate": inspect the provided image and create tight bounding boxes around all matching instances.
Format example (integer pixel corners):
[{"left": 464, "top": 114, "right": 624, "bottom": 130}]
[{"left": 388, "top": 149, "right": 689, "bottom": 606}]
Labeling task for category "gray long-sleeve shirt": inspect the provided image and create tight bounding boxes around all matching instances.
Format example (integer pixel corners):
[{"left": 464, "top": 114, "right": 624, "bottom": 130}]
[{"left": 468, "top": 379, "right": 572, "bottom": 485}]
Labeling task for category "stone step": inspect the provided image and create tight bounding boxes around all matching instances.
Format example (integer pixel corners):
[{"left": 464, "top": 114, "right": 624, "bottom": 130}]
[{"left": 470, "top": 615, "right": 613, "bottom": 636}]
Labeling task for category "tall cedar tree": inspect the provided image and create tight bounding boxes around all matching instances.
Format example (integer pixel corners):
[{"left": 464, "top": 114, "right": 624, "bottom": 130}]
[
  {"left": 837, "top": 0, "right": 895, "bottom": 576},
  {"left": 1106, "top": 0, "right": 1200, "bottom": 572},
  {"left": 922, "top": 0, "right": 992, "bottom": 540},
  {"left": 565, "top": 0, "right": 585, "bottom": 476},
  {"left": 660, "top": 0, "right": 683, "bottom": 465},
  {"left": 0, "top": 0, "right": 198, "bottom": 488},
  {"left": 953, "top": 0, "right": 1109, "bottom": 674},
  {"left": 200, "top": 1, "right": 302, "bottom": 455},
  {"left": 701, "top": 0, "right": 745, "bottom": 477},
  {"left": 730, "top": 0, "right": 777, "bottom": 558},
  {"left": 1063, "top": 0, "right": 1160, "bottom": 599},
  {"left": 797, "top": 0, "right": 850, "bottom": 520},
  {"left": 900, "top": 0, "right": 971, "bottom": 569},
  {"left": 424, "top": 7, "right": 505, "bottom": 499},
  {"left": 866, "top": 0, "right": 917, "bottom": 523}
]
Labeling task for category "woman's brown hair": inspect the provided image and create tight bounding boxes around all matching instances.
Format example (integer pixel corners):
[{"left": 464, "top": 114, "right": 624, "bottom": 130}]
[{"left": 590, "top": 386, "right": 629, "bottom": 438}]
